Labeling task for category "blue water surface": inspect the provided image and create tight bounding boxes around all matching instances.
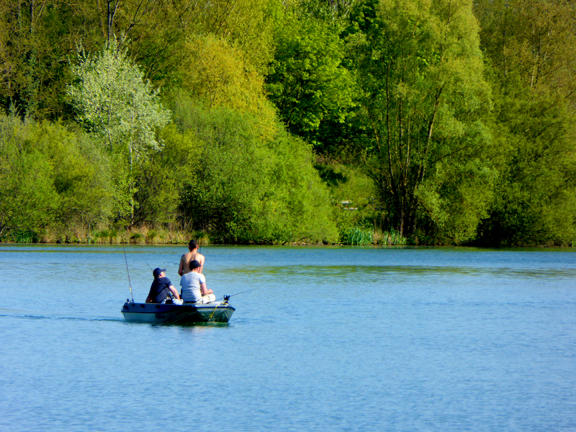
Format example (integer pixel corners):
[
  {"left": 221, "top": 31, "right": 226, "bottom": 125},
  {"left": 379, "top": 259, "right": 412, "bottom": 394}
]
[{"left": 0, "top": 245, "right": 575, "bottom": 431}]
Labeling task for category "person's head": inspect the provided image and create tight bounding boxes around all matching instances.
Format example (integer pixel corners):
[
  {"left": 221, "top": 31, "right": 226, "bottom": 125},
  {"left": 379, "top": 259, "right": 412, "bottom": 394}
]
[
  {"left": 188, "top": 239, "right": 198, "bottom": 251},
  {"left": 189, "top": 260, "right": 201, "bottom": 272},
  {"left": 153, "top": 268, "right": 166, "bottom": 279}
]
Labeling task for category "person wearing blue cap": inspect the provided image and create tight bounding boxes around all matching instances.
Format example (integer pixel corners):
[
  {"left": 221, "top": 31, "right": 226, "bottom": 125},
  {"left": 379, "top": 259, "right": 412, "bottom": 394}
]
[{"left": 146, "top": 268, "right": 181, "bottom": 303}]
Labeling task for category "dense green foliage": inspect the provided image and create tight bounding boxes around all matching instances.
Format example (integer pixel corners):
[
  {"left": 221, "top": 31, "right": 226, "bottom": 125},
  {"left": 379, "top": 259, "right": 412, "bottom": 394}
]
[
  {"left": 172, "top": 98, "right": 338, "bottom": 243},
  {"left": 474, "top": 0, "right": 576, "bottom": 246},
  {"left": 0, "top": 116, "right": 114, "bottom": 240},
  {"left": 352, "top": 0, "right": 494, "bottom": 243},
  {"left": 0, "top": 0, "right": 574, "bottom": 246},
  {"left": 265, "top": 9, "right": 357, "bottom": 152},
  {"left": 68, "top": 39, "right": 171, "bottom": 223}
]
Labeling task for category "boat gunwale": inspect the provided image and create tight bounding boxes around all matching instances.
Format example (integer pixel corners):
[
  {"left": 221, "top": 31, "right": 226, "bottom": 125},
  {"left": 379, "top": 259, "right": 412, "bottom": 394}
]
[{"left": 121, "top": 300, "right": 235, "bottom": 325}]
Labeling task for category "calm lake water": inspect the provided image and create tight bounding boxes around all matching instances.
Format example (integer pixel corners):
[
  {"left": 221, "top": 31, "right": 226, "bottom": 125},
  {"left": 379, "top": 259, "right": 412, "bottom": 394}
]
[{"left": 1, "top": 245, "right": 575, "bottom": 431}]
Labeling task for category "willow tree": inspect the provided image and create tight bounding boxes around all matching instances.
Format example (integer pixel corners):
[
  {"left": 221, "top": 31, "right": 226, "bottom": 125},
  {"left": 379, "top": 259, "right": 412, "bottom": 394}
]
[
  {"left": 67, "top": 39, "right": 170, "bottom": 223},
  {"left": 355, "top": 0, "right": 493, "bottom": 241}
]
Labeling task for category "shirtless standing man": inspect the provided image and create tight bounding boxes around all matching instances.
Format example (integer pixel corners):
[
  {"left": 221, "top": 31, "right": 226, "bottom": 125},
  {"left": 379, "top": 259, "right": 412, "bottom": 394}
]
[{"left": 178, "top": 239, "right": 205, "bottom": 276}]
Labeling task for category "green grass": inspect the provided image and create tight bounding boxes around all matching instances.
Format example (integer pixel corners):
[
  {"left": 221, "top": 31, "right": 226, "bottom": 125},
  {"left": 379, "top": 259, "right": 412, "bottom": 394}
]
[{"left": 340, "top": 227, "right": 374, "bottom": 245}]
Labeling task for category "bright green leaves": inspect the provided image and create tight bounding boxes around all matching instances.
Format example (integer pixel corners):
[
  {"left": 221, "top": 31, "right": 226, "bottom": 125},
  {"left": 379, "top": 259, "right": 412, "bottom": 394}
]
[
  {"left": 266, "top": 10, "right": 357, "bottom": 151},
  {"left": 132, "top": 124, "right": 202, "bottom": 226},
  {"left": 0, "top": 123, "right": 59, "bottom": 238},
  {"left": 355, "top": 0, "right": 492, "bottom": 241},
  {"left": 67, "top": 38, "right": 171, "bottom": 224},
  {"left": 179, "top": 35, "right": 277, "bottom": 138},
  {"left": 1, "top": 0, "right": 574, "bottom": 245},
  {"left": 173, "top": 98, "right": 338, "bottom": 243},
  {"left": 475, "top": 0, "right": 576, "bottom": 246},
  {"left": 186, "top": 0, "right": 276, "bottom": 73},
  {"left": 0, "top": 115, "right": 114, "bottom": 240},
  {"left": 415, "top": 158, "right": 497, "bottom": 244},
  {"left": 67, "top": 39, "right": 170, "bottom": 158}
]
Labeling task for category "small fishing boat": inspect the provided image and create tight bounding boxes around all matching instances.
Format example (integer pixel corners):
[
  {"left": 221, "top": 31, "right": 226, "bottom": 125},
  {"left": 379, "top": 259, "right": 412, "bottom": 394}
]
[{"left": 121, "top": 296, "right": 235, "bottom": 325}]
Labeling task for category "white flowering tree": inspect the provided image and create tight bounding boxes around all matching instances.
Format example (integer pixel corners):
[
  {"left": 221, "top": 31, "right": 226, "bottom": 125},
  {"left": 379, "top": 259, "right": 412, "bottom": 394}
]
[{"left": 67, "top": 38, "right": 170, "bottom": 223}]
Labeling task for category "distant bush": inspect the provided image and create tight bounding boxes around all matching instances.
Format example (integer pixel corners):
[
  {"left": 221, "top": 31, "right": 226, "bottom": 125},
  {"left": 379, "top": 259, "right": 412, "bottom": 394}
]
[
  {"left": 0, "top": 115, "right": 115, "bottom": 242},
  {"left": 375, "top": 229, "right": 407, "bottom": 246},
  {"left": 173, "top": 99, "right": 339, "bottom": 244},
  {"left": 130, "top": 233, "right": 144, "bottom": 243},
  {"left": 146, "top": 230, "right": 158, "bottom": 242},
  {"left": 10, "top": 230, "right": 38, "bottom": 243},
  {"left": 340, "top": 227, "right": 373, "bottom": 245}
]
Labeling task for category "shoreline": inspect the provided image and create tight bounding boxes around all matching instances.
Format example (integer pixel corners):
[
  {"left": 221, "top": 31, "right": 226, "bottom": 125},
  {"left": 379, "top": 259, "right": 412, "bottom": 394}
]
[
  {"left": 1, "top": 227, "right": 572, "bottom": 248},
  {"left": 0, "top": 239, "right": 573, "bottom": 249}
]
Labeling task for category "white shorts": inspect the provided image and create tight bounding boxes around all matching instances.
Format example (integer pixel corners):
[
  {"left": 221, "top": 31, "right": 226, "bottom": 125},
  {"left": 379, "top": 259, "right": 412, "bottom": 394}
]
[{"left": 198, "top": 294, "right": 216, "bottom": 304}]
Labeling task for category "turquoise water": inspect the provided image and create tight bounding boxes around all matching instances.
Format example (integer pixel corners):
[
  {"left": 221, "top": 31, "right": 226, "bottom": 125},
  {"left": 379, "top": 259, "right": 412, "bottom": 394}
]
[{"left": 1, "top": 245, "right": 575, "bottom": 431}]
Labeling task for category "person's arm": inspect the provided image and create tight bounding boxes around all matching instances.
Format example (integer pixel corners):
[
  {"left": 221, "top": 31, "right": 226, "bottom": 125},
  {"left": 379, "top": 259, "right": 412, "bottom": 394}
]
[
  {"left": 199, "top": 255, "right": 205, "bottom": 274},
  {"left": 178, "top": 255, "right": 185, "bottom": 276},
  {"left": 200, "top": 282, "right": 213, "bottom": 296},
  {"left": 146, "top": 285, "right": 154, "bottom": 303},
  {"left": 169, "top": 285, "right": 180, "bottom": 300}
]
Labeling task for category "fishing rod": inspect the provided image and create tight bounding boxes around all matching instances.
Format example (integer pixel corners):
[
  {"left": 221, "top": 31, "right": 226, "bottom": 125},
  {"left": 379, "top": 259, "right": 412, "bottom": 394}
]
[
  {"left": 228, "top": 287, "right": 259, "bottom": 298},
  {"left": 123, "top": 245, "right": 135, "bottom": 303},
  {"left": 213, "top": 287, "right": 259, "bottom": 303},
  {"left": 143, "top": 258, "right": 153, "bottom": 272}
]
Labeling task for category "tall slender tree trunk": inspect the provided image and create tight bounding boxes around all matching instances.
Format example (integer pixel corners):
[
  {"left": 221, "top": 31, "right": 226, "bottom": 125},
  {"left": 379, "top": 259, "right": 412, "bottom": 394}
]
[{"left": 107, "top": 0, "right": 120, "bottom": 44}]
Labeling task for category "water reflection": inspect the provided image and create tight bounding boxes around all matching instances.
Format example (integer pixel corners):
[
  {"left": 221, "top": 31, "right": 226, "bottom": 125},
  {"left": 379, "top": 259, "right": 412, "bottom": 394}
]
[{"left": 224, "top": 264, "right": 576, "bottom": 280}]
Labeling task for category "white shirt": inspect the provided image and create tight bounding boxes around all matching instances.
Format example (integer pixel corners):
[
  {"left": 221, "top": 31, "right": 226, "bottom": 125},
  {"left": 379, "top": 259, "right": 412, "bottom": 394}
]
[{"left": 180, "top": 272, "right": 206, "bottom": 302}]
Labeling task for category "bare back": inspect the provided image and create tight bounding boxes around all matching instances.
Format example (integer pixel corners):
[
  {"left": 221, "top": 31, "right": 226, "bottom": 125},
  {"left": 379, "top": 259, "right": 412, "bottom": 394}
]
[{"left": 178, "top": 250, "right": 205, "bottom": 275}]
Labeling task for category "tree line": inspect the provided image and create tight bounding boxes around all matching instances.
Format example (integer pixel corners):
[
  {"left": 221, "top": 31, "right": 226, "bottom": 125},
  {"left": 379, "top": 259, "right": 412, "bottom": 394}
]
[{"left": 0, "top": 0, "right": 575, "bottom": 246}]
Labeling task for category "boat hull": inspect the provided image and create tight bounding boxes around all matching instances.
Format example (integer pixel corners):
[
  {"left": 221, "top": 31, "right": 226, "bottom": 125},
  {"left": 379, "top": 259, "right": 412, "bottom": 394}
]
[{"left": 121, "top": 301, "right": 235, "bottom": 324}]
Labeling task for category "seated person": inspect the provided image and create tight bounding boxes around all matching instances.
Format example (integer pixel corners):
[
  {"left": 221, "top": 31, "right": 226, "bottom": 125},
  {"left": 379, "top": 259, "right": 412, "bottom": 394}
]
[
  {"left": 146, "top": 268, "right": 181, "bottom": 303},
  {"left": 180, "top": 260, "right": 215, "bottom": 304}
]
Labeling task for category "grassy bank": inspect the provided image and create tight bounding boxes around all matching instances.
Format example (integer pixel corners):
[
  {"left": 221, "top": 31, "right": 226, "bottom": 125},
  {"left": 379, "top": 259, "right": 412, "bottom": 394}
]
[
  {"left": 2, "top": 226, "right": 410, "bottom": 246},
  {"left": 3, "top": 227, "right": 194, "bottom": 245}
]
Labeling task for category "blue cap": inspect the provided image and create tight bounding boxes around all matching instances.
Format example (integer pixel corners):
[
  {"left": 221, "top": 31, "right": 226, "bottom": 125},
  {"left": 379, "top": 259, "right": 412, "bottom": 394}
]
[{"left": 153, "top": 268, "right": 166, "bottom": 278}]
